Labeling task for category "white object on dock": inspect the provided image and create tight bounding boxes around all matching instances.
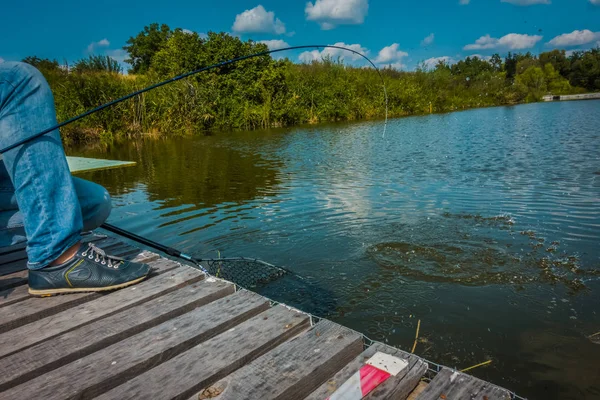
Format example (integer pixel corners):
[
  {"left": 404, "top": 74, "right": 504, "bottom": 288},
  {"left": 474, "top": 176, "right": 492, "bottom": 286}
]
[{"left": 327, "top": 352, "right": 408, "bottom": 399}]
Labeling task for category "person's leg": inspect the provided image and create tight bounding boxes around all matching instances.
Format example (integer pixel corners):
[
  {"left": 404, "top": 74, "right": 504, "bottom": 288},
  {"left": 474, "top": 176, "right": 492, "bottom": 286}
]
[
  {"left": 0, "top": 162, "right": 26, "bottom": 246},
  {"left": 72, "top": 177, "right": 112, "bottom": 232},
  {"left": 0, "top": 62, "right": 82, "bottom": 269},
  {"left": 0, "top": 173, "right": 112, "bottom": 248},
  {"left": 0, "top": 62, "right": 149, "bottom": 295}
]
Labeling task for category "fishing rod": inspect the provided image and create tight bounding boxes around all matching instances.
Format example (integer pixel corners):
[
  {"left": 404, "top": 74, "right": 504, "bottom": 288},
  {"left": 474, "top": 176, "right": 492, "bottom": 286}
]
[
  {"left": 2, "top": 45, "right": 389, "bottom": 281},
  {"left": 101, "top": 222, "right": 289, "bottom": 278}
]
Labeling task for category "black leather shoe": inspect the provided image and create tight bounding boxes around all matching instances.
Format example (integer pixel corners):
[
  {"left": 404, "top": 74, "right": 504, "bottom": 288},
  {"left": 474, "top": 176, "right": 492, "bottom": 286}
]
[{"left": 28, "top": 243, "right": 150, "bottom": 296}]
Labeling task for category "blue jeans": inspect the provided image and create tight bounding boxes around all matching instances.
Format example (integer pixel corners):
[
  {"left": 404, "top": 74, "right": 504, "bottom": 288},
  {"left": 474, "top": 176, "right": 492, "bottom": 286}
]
[{"left": 0, "top": 61, "right": 111, "bottom": 269}]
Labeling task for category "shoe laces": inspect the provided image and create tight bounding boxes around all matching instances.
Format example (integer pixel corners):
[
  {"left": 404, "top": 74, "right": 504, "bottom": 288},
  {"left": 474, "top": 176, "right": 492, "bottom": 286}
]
[{"left": 81, "top": 243, "right": 125, "bottom": 269}]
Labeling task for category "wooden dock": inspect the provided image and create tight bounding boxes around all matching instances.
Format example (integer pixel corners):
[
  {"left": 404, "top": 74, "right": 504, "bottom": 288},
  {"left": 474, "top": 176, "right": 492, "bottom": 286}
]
[
  {"left": 0, "top": 233, "right": 516, "bottom": 400},
  {"left": 542, "top": 92, "right": 600, "bottom": 102}
]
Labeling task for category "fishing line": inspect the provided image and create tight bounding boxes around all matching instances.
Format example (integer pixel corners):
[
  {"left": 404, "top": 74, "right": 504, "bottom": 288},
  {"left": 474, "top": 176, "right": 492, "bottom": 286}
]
[{"left": 0, "top": 44, "right": 388, "bottom": 155}]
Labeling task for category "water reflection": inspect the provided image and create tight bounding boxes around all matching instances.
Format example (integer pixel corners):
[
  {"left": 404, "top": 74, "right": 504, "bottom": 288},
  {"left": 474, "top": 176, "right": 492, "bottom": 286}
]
[{"left": 72, "top": 136, "right": 281, "bottom": 208}]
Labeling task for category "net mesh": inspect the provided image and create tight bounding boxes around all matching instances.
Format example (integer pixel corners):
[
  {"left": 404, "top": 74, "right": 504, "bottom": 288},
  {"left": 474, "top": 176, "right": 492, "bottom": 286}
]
[{"left": 200, "top": 257, "right": 289, "bottom": 289}]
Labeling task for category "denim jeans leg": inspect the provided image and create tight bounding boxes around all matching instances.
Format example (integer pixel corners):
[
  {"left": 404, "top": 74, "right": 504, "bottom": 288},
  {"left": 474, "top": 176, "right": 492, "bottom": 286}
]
[
  {"left": 0, "top": 62, "right": 83, "bottom": 269},
  {"left": 72, "top": 177, "right": 112, "bottom": 232},
  {"left": 0, "top": 174, "right": 111, "bottom": 248}
]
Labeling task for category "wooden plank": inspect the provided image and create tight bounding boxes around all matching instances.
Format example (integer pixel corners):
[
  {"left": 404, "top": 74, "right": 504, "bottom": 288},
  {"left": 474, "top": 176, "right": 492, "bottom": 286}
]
[
  {"left": 416, "top": 368, "right": 510, "bottom": 400},
  {"left": 0, "top": 285, "right": 29, "bottom": 308},
  {"left": 407, "top": 381, "right": 429, "bottom": 400},
  {"left": 0, "top": 242, "right": 27, "bottom": 257},
  {"left": 306, "top": 343, "right": 428, "bottom": 400},
  {"left": 2, "top": 290, "right": 270, "bottom": 400},
  {"left": 194, "top": 320, "right": 363, "bottom": 400},
  {"left": 0, "top": 242, "right": 28, "bottom": 269},
  {"left": 0, "top": 259, "right": 188, "bottom": 359},
  {"left": 0, "top": 279, "right": 234, "bottom": 391},
  {"left": 0, "top": 259, "right": 27, "bottom": 276},
  {"left": 131, "top": 250, "right": 161, "bottom": 264},
  {"left": 384, "top": 356, "right": 429, "bottom": 400},
  {"left": 67, "top": 156, "right": 136, "bottom": 173},
  {"left": 0, "top": 253, "right": 165, "bottom": 334},
  {"left": 0, "top": 270, "right": 28, "bottom": 292},
  {"left": 0, "top": 250, "right": 28, "bottom": 268},
  {"left": 96, "top": 304, "right": 310, "bottom": 400},
  {"left": 476, "top": 383, "right": 512, "bottom": 400},
  {"left": 416, "top": 369, "right": 466, "bottom": 400},
  {"left": 0, "top": 291, "right": 99, "bottom": 334}
]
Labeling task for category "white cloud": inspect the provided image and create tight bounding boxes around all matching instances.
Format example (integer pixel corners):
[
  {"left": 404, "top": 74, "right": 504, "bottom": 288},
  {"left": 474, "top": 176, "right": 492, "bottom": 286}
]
[
  {"left": 547, "top": 30, "right": 600, "bottom": 47},
  {"left": 87, "top": 38, "right": 110, "bottom": 53},
  {"left": 498, "top": 33, "right": 543, "bottom": 48},
  {"left": 232, "top": 5, "right": 286, "bottom": 35},
  {"left": 299, "top": 50, "right": 321, "bottom": 63},
  {"left": 424, "top": 56, "right": 455, "bottom": 68},
  {"left": 459, "top": 0, "right": 470, "bottom": 4},
  {"left": 182, "top": 29, "right": 193, "bottom": 35},
  {"left": 106, "top": 49, "right": 128, "bottom": 63},
  {"left": 421, "top": 33, "right": 435, "bottom": 46},
  {"left": 464, "top": 33, "right": 542, "bottom": 50},
  {"left": 375, "top": 43, "right": 408, "bottom": 64},
  {"left": 591, "top": 0, "right": 600, "bottom": 5},
  {"left": 0, "top": 57, "right": 4, "bottom": 64},
  {"left": 299, "top": 42, "right": 368, "bottom": 63},
  {"left": 501, "top": 0, "right": 550, "bottom": 4},
  {"left": 305, "top": 0, "right": 368, "bottom": 30},
  {"left": 259, "top": 39, "right": 290, "bottom": 51},
  {"left": 464, "top": 35, "right": 498, "bottom": 50}
]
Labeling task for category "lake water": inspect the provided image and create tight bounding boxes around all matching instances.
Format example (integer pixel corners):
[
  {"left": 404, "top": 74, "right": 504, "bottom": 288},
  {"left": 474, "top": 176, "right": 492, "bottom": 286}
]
[{"left": 70, "top": 100, "right": 600, "bottom": 399}]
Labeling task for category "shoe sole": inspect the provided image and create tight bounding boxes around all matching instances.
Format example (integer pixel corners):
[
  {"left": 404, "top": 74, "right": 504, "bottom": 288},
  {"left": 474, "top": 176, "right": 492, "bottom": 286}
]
[{"left": 28, "top": 275, "right": 149, "bottom": 296}]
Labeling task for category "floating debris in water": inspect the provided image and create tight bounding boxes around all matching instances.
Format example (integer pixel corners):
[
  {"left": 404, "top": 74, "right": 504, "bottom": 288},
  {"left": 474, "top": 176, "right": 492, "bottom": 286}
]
[
  {"left": 443, "top": 212, "right": 515, "bottom": 227},
  {"left": 367, "top": 213, "right": 594, "bottom": 292},
  {"left": 588, "top": 331, "right": 600, "bottom": 345}
]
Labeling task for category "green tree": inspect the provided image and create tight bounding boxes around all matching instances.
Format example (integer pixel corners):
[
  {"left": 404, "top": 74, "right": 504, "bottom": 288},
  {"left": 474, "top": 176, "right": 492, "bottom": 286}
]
[
  {"left": 123, "top": 23, "right": 172, "bottom": 74},
  {"left": 150, "top": 29, "right": 206, "bottom": 77},
  {"left": 543, "top": 63, "right": 572, "bottom": 94},
  {"left": 490, "top": 54, "right": 503, "bottom": 72},
  {"left": 505, "top": 52, "right": 536, "bottom": 80},
  {"left": 451, "top": 56, "right": 493, "bottom": 78},
  {"left": 504, "top": 52, "right": 518, "bottom": 80},
  {"left": 568, "top": 47, "right": 600, "bottom": 90},
  {"left": 515, "top": 56, "right": 539, "bottom": 75},
  {"left": 539, "top": 49, "right": 570, "bottom": 77},
  {"left": 516, "top": 66, "right": 547, "bottom": 102}
]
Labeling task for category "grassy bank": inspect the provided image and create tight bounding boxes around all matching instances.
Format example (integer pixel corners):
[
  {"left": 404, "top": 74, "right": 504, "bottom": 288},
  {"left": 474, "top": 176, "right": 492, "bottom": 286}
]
[{"left": 24, "top": 26, "right": 600, "bottom": 144}]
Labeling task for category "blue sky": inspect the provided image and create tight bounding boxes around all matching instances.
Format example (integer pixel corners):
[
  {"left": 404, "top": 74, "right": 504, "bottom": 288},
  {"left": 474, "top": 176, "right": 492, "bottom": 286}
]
[{"left": 1, "top": 0, "right": 599, "bottom": 70}]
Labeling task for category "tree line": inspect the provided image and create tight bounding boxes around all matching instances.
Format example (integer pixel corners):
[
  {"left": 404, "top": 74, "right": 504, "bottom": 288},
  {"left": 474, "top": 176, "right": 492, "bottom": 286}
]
[{"left": 23, "top": 23, "right": 600, "bottom": 143}]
